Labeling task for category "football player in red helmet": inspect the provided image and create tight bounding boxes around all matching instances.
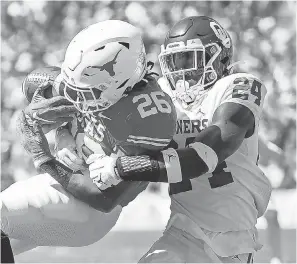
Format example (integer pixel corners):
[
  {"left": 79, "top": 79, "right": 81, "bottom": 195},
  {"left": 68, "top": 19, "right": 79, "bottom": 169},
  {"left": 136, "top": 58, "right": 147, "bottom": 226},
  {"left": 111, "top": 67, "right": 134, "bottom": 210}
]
[
  {"left": 90, "top": 16, "right": 272, "bottom": 262},
  {"left": 1, "top": 20, "right": 176, "bottom": 258}
]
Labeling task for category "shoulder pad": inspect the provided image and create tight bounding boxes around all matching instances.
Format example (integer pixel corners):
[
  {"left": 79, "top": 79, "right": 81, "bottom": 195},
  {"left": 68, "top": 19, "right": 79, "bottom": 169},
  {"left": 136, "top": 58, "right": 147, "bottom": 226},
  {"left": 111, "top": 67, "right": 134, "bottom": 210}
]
[
  {"left": 215, "top": 73, "right": 266, "bottom": 118},
  {"left": 125, "top": 78, "right": 177, "bottom": 151},
  {"left": 215, "top": 73, "right": 264, "bottom": 88}
]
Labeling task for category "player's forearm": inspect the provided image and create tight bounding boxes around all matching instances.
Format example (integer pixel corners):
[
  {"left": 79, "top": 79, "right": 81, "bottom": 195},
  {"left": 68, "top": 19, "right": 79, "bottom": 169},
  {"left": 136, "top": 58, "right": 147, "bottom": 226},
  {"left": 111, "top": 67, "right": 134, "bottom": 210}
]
[
  {"left": 116, "top": 123, "right": 246, "bottom": 183},
  {"left": 39, "top": 159, "right": 115, "bottom": 212},
  {"left": 116, "top": 148, "right": 207, "bottom": 183}
]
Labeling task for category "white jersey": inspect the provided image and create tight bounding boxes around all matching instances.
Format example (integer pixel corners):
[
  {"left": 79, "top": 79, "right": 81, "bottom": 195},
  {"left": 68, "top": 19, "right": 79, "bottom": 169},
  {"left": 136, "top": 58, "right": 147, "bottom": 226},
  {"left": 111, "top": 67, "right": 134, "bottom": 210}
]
[{"left": 159, "top": 73, "right": 272, "bottom": 233}]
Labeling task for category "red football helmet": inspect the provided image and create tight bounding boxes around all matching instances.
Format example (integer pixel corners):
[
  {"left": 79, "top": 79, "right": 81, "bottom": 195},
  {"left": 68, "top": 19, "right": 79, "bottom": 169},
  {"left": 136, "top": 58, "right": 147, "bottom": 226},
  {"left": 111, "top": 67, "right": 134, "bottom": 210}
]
[{"left": 159, "top": 16, "right": 233, "bottom": 108}]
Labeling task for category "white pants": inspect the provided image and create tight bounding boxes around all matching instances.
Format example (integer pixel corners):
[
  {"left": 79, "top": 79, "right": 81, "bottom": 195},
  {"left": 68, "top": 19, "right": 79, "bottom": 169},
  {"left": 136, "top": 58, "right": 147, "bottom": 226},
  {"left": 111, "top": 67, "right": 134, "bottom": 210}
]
[
  {"left": 139, "top": 226, "right": 254, "bottom": 263},
  {"left": 139, "top": 213, "right": 257, "bottom": 263},
  {"left": 1, "top": 173, "right": 122, "bottom": 249}
]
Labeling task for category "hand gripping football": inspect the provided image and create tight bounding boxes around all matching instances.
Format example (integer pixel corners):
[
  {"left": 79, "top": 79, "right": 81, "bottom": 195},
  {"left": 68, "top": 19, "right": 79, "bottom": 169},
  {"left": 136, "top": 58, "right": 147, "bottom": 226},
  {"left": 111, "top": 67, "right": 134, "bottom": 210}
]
[{"left": 22, "top": 66, "right": 62, "bottom": 103}]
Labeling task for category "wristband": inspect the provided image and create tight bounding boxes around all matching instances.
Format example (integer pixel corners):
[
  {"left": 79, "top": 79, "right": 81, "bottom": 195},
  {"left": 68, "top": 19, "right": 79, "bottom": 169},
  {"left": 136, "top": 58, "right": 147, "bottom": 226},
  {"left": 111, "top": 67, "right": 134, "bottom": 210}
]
[
  {"left": 34, "top": 154, "right": 54, "bottom": 169},
  {"left": 116, "top": 155, "right": 161, "bottom": 182},
  {"left": 161, "top": 148, "right": 183, "bottom": 183},
  {"left": 188, "top": 142, "right": 218, "bottom": 173}
]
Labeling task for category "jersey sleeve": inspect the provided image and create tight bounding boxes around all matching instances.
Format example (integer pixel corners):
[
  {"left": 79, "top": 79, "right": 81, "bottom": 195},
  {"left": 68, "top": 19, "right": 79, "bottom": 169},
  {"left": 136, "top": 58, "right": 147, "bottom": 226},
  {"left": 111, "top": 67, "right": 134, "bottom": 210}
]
[
  {"left": 123, "top": 79, "right": 177, "bottom": 154},
  {"left": 219, "top": 74, "right": 267, "bottom": 119}
]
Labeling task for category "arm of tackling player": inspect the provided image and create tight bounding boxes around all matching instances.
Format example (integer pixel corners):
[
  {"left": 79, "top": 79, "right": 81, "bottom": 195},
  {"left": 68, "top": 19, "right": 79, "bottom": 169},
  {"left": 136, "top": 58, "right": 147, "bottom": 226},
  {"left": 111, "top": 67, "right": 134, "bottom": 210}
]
[
  {"left": 39, "top": 160, "right": 144, "bottom": 212},
  {"left": 41, "top": 142, "right": 150, "bottom": 212},
  {"left": 115, "top": 102, "right": 255, "bottom": 183},
  {"left": 17, "top": 110, "right": 141, "bottom": 212}
]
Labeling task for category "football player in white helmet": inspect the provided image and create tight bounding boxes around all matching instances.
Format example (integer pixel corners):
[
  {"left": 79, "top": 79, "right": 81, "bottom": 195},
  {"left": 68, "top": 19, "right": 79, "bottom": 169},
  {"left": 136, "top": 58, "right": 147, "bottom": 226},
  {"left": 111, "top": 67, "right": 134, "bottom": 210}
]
[
  {"left": 87, "top": 16, "right": 272, "bottom": 263},
  {"left": 1, "top": 20, "right": 176, "bottom": 260}
]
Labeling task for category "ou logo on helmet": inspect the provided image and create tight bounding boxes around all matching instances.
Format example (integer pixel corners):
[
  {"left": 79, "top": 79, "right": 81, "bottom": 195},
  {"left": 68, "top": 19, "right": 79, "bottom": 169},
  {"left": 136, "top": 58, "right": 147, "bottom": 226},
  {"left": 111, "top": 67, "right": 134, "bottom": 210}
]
[{"left": 209, "top": 22, "right": 231, "bottom": 49}]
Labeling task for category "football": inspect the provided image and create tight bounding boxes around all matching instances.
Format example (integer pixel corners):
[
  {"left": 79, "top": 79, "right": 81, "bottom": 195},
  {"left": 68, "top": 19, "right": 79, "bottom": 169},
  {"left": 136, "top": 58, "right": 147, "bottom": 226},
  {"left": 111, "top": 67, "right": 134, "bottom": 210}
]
[{"left": 22, "top": 66, "right": 61, "bottom": 102}]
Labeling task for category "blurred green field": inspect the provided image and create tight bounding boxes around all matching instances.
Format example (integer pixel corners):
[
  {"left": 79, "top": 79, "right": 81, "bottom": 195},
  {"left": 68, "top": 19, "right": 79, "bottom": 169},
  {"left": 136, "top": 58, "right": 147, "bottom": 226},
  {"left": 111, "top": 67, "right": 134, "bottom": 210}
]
[{"left": 15, "top": 229, "right": 296, "bottom": 263}]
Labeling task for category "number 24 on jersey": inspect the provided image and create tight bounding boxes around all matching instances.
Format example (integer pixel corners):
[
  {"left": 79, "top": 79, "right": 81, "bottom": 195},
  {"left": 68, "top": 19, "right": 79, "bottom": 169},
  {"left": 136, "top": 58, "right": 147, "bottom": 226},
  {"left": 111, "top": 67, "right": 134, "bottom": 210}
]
[{"left": 133, "top": 91, "right": 172, "bottom": 118}]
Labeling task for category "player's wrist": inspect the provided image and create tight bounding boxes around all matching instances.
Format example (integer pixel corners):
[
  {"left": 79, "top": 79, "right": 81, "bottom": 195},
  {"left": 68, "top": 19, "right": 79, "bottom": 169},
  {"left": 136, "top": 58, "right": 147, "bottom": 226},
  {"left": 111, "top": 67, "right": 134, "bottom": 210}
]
[
  {"left": 41, "top": 158, "right": 74, "bottom": 176},
  {"left": 34, "top": 154, "right": 55, "bottom": 169},
  {"left": 161, "top": 147, "right": 210, "bottom": 183}
]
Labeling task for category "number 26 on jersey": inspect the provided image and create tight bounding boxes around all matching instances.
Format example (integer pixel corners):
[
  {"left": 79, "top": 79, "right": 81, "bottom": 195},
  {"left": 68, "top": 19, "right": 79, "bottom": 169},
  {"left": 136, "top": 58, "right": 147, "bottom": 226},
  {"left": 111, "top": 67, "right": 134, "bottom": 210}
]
[{"left": 133, "top": 91, "right": 172, "bottom": 118}]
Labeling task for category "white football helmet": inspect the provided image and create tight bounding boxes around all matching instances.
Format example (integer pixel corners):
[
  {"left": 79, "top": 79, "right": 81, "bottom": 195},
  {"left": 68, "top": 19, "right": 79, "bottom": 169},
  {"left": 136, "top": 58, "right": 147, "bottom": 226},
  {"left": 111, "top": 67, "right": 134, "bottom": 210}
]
[{"left": 61, "top": 20, "right": 147, "bottom": 113}]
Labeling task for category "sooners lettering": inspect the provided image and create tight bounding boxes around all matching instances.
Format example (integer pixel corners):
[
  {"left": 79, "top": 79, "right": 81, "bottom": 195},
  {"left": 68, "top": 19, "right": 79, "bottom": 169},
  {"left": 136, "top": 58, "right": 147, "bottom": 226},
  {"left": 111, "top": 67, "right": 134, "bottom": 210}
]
[{"left": 176, "top": 119, "right": 208, "bottom": 134}]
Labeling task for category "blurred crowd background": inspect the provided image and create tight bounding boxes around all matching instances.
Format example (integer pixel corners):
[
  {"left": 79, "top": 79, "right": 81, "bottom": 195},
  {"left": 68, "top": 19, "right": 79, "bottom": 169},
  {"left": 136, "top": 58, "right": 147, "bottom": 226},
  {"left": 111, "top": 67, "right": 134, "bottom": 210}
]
[{"left": 1, "top": 1, "right": 296, "bottom": 263}]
